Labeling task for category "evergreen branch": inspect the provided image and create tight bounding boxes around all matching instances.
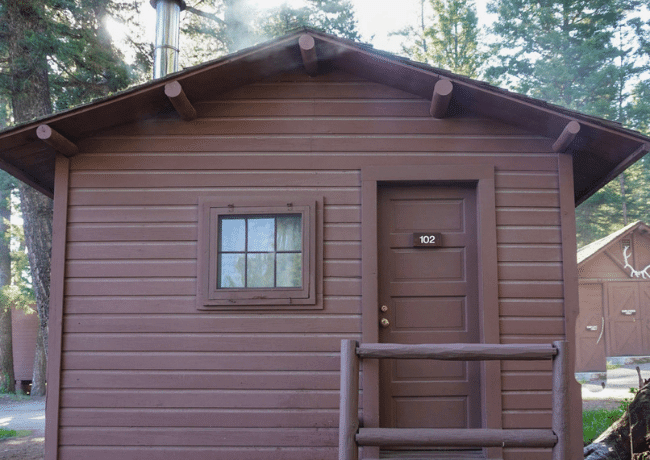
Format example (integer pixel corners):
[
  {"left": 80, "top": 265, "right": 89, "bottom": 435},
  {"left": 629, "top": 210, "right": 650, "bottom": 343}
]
[{"left": 185, "top": 5, "right": 226, "bottom": 27}]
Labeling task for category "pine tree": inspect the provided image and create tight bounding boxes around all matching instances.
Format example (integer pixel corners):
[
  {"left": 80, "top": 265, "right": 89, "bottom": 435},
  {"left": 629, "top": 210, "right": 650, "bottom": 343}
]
[
  {"left": 487, "top": 0, "right": 650, "bottom": 246},
  {"left": 394, "top": 0, "right": 484, "bottom": 78},
  {"left": 1, "top": 0, "right": 133, "bottom": 395}
]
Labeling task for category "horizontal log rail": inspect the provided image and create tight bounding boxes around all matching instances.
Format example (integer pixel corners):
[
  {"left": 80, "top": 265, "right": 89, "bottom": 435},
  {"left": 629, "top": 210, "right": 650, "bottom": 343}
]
[
  {"left": 356, "top": 428, "right": 557, "bottom": 448},
  {"left": 339, "top": 340, "right": 569, "bottom": 460}
]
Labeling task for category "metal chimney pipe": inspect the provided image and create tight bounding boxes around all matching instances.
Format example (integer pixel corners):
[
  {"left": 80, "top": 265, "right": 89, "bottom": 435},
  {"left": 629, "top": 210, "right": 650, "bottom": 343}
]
[{"left": 150, "top": 0, "right": 186, "bottom": 79}]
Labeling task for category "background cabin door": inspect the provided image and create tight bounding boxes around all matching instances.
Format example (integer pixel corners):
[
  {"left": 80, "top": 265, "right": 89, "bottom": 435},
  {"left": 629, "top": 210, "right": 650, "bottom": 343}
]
[
  {"left": 606, "top": 282, "right": 647, "bottom": 356},
  {"left": 377, "top": 184, "right": 482, "bottom": 433}
]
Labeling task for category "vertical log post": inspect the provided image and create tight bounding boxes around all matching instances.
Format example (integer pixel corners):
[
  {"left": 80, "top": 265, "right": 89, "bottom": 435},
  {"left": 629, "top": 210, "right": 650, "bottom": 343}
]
[
  {"left": 339, "top": 339, "right": 360, "bottom": 460},
  {"left": 552, "top": 341, "right": 570, "bottom": 460}
]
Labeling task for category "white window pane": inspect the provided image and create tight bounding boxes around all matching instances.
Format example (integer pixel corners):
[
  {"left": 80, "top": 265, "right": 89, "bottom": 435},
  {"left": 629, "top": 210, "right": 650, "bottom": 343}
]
[
  {"left": 247, "top": 253, "right": 274, "bottom": 287},
  {"left": 276, "top": 253, "right": 302, "bottom": 288},
  {"left": 219, "top": 253, "right": 245, "bottom": 288},
  {"left": 248, "top": 218, "right": 275, "bottom": 251},
  {"left": 220, "top": 218, "right": 245, "bottom": 252},
  {"left": 276, "top": 216, "right": 302, "bottom": 251}
]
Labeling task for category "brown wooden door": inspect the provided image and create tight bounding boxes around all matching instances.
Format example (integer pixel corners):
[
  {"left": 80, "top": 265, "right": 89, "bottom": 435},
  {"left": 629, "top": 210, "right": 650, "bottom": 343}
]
[
  {"left": 378, "top": 184, "right": 481, "bottom": 431},
  {"left": 606, "top": 283, "right": 642, "bottom": 356},
  {"left": 575, "top": 284, "right": 606, "bottom": 372}
]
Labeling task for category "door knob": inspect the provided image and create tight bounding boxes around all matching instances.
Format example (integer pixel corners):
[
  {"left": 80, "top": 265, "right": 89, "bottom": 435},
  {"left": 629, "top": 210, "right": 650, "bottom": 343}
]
[
  {"left": 586, "top": 325, "right": 598, "bottom": 331},
  {"left": 380, "top": 318, "right": 390, "bottom": 327},
  {"left": 622, "top": 310, "right": 636, "bottom": 315}
]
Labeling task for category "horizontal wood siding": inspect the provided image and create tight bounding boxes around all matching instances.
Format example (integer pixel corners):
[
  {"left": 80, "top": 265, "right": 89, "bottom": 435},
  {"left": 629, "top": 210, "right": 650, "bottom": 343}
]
[{"left": 61, "top": 70, "right": 562, "bottom": 459}]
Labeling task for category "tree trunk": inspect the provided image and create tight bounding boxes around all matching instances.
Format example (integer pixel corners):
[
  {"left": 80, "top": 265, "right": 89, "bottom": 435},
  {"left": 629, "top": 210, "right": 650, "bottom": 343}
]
[
  {"left": 6, "top": 0, "right": 54, "bottom": 397},
  {"left": 0, "top": 308, "right": 14, "bottom": 393},
  {"left": 584, "top": 380, "right": 650, "bottom": 459},
  {"left": 19, "top": 184, "right": 52, "bottom": 397},
  {"left": 0, "top": 178, "right": 14, "bottom": 393}
]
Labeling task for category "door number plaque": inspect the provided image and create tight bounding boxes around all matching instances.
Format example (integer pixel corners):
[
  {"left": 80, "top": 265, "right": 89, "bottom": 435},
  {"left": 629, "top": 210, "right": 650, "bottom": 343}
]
[{"left": 413, "top": 232, "right": 442, "bottom": 247}]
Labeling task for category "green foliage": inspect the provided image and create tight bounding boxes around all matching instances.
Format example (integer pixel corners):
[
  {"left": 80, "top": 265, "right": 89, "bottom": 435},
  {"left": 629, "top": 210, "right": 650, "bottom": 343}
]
[
  {"left": 394, "top": 0, "right": 485, "bottom": 77},
  {"left": 0, "top": 427, "right": 18, "bottom": 439},
  {"left": 583, "top": 407, "right": 624, "bottom": 444},
  {"left": 487, "top": 0, "right": 650, "bottom": 246},
  {"left": 257, "top": 0, "right": 361, "bottom": 44}
]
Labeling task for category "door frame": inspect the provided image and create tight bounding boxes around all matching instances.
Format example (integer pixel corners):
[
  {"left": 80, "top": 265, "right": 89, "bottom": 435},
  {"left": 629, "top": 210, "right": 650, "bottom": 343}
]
[{"left": 360, "top": 165, "right": 501, "bottom": 459}]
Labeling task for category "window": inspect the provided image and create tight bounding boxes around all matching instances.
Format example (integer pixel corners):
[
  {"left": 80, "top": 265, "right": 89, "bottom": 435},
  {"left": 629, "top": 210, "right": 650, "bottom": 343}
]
[{"left": 197, "top": 197, "right": 320, "bottom": 309}]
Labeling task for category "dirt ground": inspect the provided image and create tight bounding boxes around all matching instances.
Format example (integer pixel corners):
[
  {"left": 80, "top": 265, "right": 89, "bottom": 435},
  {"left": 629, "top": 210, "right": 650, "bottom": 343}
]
[
  {"left": 0, "top": 434, "right": 44, "bottom": 460},
  {"left": 0, "top": 394, "right": 44, "bottom": 460}
]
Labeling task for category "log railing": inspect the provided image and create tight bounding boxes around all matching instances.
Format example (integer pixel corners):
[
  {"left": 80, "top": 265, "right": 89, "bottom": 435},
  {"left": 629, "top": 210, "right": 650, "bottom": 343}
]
[{"left": 339, "top": 340, "right": 570, "bottom": 460}]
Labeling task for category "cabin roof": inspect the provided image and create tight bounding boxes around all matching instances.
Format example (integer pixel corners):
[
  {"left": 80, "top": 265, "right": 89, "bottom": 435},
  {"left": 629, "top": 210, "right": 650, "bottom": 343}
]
[
  {"left": 577, "top": 220, "right": 650, "bottom": 265},
  {"left": 1, "top": 28, "right": 649, "bottom": 200}
]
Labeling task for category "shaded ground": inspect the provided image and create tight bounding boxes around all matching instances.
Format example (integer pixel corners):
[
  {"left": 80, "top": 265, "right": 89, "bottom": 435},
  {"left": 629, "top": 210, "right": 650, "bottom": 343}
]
[{"left": 0, "top": 395, "right": 45, "bottom": 460}]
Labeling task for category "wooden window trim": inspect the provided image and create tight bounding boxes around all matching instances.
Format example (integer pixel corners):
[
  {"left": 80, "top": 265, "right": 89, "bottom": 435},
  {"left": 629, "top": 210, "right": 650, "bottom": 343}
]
[{"left": 197, "top": 196, "right": 321, "bottom": 310}]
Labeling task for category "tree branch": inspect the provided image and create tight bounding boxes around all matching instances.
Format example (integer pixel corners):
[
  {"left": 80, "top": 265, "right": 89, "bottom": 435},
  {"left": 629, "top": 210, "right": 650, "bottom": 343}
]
[{"left": 185, "top": 6, "right": 225, "bottom": 26}]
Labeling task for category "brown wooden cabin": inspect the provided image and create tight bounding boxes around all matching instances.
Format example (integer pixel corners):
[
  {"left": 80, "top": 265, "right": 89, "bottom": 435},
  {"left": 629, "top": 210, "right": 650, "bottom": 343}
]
[
  {"left": 576, "top": 221, "right": 650, "bottom": 373},
  {"left": 11, "top": 306, "right": 38, "bottom": 392},
  {"left": 0, "top": 28, "right": 649, "bottom": 460}
]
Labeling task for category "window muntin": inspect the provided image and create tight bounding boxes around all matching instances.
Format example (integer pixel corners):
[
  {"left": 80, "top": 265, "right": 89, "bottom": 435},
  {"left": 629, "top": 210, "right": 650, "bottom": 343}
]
[{"left": 218, "top": 215, "right": 302, "bottom": 289}]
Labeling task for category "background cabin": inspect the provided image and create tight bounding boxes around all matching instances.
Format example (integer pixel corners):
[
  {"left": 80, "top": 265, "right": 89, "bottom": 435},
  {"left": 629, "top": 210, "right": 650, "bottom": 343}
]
[
  {"left": 577, "top": 221, "right": 650, "bottom": 373},
  {"left": 11, "top": 307, "right": 38, "bottom": 393},
  {"left": 0, "top": 29, "right": 649, "bottom": 460}
]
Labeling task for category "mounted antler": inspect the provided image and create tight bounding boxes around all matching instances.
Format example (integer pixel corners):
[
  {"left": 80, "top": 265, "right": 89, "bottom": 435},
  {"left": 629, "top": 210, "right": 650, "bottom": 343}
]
[{"left": 623, "top": 246, "right": 650, "bottom": 279}]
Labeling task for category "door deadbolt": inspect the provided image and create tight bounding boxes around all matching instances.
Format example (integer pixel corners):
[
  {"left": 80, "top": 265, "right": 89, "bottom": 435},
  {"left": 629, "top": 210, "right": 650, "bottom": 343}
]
[
  {"left": 380, "top": 305, "right": 388, "bottom": 312},
  {"left": 380, "top": 318, "right": 390, "bottom": 327}
]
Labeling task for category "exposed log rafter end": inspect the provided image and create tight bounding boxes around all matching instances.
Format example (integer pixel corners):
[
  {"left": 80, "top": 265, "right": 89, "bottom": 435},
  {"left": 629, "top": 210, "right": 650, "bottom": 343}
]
[
  {"left": 429, "top": 79, "right": 454, "bottom": 119},
  {"left": 299, "top": 34, "right": 318, "bottom": 76},
  {"left": 165, "top": 80, "right": 197, "bottom": 121},
  {"left": 36, "top": 124, "right": 78, "bottom": 158},
  {"left": 552, "top": 120, "right": 581, "bottom": 153}
]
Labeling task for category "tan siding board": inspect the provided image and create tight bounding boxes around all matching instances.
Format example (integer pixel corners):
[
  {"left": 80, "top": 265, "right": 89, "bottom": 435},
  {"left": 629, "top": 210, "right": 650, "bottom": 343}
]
[
  {"left": 498, "top": 281, "right": 564, "bottom": 298},
  {"left": 497, "top": 244, "right": 563, "bottom": 262},
  {"left": 76, "top": 137, "right": 552, "bottom": 154},
  {"left": 63, "top": 315, "right": 360, "bottom": 334},
  {"left": 496, "top": 209, "right": 561, "bottom": 226},
  {"left": 498, "top": 263, "right": 563, "bottom": 280},
  {"left": 502, "top": 392, "right": 553, "bottom": 410},
  {"left": 502, "top": 372, "right": 552, "bottom": 391},
  {"left": 197, "top": 99, "right": 432, "bottom": 117},
  {"left": 500, "top": 299, "right": 564, "bottom": 317},
  {"left": 502, "top": 412, "right": 552, "bottom": 429},
  {"left": 497, "top": 227, "right": 562, "bottom": 244},
  {"left": 501, "top": 361, "right": 552, "bottom": 372},
  {"left": 60, "top": 408, "right": 339, "bottom": 428},
  {"left": 67, "top": 203, "right": 359, "bottom": 223},
  {"left": 59, "top": 426, "right": 338, "bottom": 446},
  {"left": 57, "top": 446, "right": 337, "bottom": 460},
  {"left": 68, "top": 189, "right": 360, "bottom": 207},
  {"left": 65, "top": 277, "right": 357, "bottom": 297},
  {"left": 495, "top": 172, "right": 559, "bottom": 189},
  {"left": 503, "top": 449, "right": 552, "bottom": 460},
  {"left": 63, "top": 296, "right": 360, "bottom": 315},
  {"left": 500, "top": 317, "right": 565, "bottom": 335},
  {"left": 66, "top": 222, "right": 358, "bottom": 242},
  {"left": 62, "top": 334, "right": 357, "bottom": 352},
  {"left": 104, "top": 118, "right": 538, "bottom": 137},
  {"left": 60, "top": 389, "right": 340, "bottom": 408},
  {"left": 222, "top": 81, "right": 422, "bottom": 99},
  {"left": 61, "top": 371, "right": 341, "bottom": 390},
  {"left": 69, "top": 170, "right": 361, "bottom": 188}
]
